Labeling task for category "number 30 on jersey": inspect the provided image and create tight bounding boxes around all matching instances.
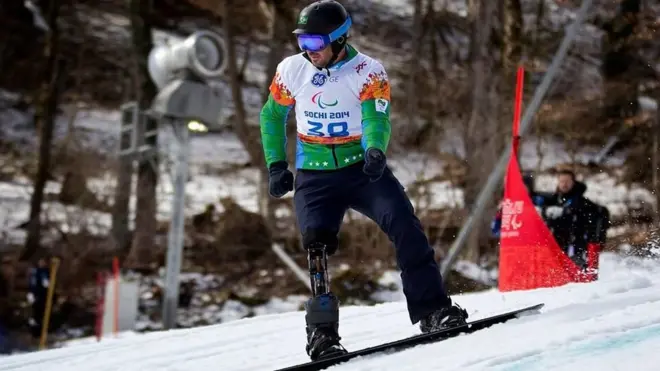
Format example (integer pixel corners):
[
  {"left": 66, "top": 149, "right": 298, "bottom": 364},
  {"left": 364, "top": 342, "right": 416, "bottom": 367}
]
[{"left": 307, "top": 120, "right": 349, "bottom": 137}]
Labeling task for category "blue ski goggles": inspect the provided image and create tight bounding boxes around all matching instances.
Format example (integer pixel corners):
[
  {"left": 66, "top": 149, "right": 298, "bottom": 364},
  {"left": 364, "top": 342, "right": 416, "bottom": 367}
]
[{"left": 296, "top": 17, "right": 352, "bottom": 52}]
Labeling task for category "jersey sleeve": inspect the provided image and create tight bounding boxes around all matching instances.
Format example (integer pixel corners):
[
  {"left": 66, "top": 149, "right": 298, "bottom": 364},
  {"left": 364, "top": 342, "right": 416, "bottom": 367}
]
[
  {"left": 358, "top": 61, "right": 391, "bottom": 153},
  {"left": 260, "top": 62, "right": 295, "bottom": 168}
]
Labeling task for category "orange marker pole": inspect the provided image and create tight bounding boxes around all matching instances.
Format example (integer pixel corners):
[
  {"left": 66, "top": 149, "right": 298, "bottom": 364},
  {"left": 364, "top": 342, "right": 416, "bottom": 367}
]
[{"left": 39, "top": 257, "right": 60, "bottom": 349}]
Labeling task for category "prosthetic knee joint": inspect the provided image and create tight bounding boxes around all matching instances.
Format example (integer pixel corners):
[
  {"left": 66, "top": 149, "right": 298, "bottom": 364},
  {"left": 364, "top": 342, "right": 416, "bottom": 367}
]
[
  {"left": 304, "top": 242, "right": 344, "bottom": 359},
  {"left": 302, "top": 230, "right": 341, "bottom": 333},
  {"left": 305, "top": 242, "right": 339, "bottom": 330}
]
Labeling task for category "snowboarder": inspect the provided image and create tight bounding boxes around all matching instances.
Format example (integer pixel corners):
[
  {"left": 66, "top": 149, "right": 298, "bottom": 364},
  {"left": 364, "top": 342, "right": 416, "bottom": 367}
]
[{"left": 259, "top": 0, "right": 468, "bottom": 361}]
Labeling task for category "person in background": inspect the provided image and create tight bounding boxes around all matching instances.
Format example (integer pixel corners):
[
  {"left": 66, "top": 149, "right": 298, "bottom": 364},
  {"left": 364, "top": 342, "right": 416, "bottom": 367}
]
[
  {"left": 0, "top": 323, "right": 9, "bottom": 354},
  {"left": 539, "top": 169, "right": 610, "bottom": 269},
  {"left": 27, "top": 257, "right": 52, "bottom": 338},
  {"left": 0, "top": 267, "right": 10, "bottom": 354}
]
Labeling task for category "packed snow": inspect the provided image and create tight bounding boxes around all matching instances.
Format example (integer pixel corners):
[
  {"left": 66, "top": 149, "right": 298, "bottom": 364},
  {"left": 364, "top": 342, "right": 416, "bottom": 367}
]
[{"left": 2, "top": 252, "right": 660, "bottom": 370}]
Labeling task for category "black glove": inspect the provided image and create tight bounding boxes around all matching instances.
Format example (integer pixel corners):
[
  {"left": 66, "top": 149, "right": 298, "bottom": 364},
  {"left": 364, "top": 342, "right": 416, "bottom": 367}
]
[
  {"left": 268, "top": 161, "right": 294, "bottom": 198},
  {"left": 363, "top": 147, "right": 386, "bottom": 182}
]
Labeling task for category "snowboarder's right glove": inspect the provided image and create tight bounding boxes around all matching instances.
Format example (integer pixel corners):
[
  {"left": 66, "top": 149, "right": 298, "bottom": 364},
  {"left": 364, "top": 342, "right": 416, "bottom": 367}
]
[
  {"left": 268, "top": 161, "right": 294, "bottom": 198},
  {"left": 363, "top": 147, "right": 386, "bottom": 182}
]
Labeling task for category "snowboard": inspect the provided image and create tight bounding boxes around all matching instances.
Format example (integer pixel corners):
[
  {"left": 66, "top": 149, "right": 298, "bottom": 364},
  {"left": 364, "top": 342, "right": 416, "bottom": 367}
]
[{"left": 273, "top": 303, "right": 544, "bottom": 371}]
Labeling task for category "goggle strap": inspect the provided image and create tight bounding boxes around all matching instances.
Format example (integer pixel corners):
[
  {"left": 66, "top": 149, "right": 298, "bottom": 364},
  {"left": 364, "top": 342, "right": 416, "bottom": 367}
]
[{"left": 328, "top": 16, "right": 352, "bottom": 42}]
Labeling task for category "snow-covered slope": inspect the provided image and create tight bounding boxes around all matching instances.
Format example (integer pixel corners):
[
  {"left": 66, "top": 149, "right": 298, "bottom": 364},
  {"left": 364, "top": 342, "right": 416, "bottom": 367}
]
[{"left": 3, "top": 252, "right": 660, "bottom": 371}]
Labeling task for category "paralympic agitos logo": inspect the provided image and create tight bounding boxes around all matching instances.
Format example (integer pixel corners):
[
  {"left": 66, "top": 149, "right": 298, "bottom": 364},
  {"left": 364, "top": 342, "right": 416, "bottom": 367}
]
[{"left": 311, "top": 92, "right": 338, "bottom": 109}]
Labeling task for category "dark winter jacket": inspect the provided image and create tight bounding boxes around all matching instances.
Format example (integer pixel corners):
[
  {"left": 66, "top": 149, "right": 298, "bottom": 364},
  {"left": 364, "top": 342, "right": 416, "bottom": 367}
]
[
  {"left": 28, "top": 266, "right": 50, "bottom": 301},
  {"left": 539, "top": 181, "right": 610, "bottom": 267}
]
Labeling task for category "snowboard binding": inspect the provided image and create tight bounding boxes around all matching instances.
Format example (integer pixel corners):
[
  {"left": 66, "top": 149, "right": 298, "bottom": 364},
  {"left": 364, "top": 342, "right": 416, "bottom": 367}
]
[{"left": 304, "top": 243, "right": 347, "bottom": 360}]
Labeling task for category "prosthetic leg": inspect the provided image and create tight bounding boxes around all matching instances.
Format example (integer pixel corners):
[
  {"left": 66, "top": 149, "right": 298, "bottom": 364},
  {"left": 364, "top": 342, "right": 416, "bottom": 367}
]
[{"left": 304, "top": 243, "right": 347, "bottom": 360}]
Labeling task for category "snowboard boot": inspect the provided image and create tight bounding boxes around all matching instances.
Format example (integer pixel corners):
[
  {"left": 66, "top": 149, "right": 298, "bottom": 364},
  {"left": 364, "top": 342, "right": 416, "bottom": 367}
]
[
  {"left": 304, "top": 293, "right": 348, "bottom": 361},
  {"left": 419, "top": 303, "right": 469, "bottom": 333}
]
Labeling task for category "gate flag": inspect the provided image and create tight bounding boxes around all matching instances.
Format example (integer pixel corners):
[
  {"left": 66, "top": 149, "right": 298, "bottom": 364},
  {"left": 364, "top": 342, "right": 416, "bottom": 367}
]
[
  {"left": 498, "top": 66, "right": 589, "bottom": 292},
  {"left": 498, "top": 147, "right": 581, "bottom": 291}
]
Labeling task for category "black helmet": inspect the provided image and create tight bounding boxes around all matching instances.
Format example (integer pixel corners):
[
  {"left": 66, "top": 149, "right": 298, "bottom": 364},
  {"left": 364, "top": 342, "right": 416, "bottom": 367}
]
[
  {"left": 293, "top": 1, "right": 352, "bottom": 69},
  {"left": 293, "top": 0, "right": 350, "bottom": 36}
]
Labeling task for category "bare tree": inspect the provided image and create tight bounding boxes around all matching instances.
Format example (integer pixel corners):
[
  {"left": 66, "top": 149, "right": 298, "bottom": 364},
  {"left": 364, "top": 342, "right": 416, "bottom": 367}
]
[
  {"left": 223, "top": 3, "right": 264, "bottom": 165},
  {"left": 406, "top": 0, "right": 424, "bottom": 128},
  {"left": 501, "top": 0, "right": 523, "bottom": 71},
  {"left": 425, "top": 0, "right": 440, "bottom": 123},
  {"left": 258, "top": 0, "right": 296, "bottom": 224},
  {"left": 22, "top": 0, "right": 65, "bottom": 261},
  {"left": 601, "top": 0, "right": 641, "bottom": 126},
  {"left": 125, "top": 0, "right": 158, "bottom": 270},
  {"left": 261, "top": 1, "right": 296, "bottom": 103},
  {"left": 461, "top": 0, "right": 498, "bottom": 263}
]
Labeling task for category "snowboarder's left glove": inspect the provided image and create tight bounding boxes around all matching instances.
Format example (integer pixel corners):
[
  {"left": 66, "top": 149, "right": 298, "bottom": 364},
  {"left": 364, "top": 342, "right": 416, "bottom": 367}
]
[
  {"left": 268, "top": 161, "right": 294, "bottom": 198},
  {"left": 363, "top": 147, "right": 386, "bottom": 182}
]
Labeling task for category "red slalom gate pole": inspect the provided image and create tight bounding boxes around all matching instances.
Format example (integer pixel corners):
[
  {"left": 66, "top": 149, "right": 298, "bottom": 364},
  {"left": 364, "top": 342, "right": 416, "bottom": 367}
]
[
  {"left": 512, "top": 66, "right": 525, "bottom": 153},
  {"left": 112, "top": 257, "right": 119, "bottom": 336}
]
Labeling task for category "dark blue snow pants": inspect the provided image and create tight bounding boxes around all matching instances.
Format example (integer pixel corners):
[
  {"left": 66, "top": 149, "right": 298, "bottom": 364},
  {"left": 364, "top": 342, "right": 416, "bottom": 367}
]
[{"left": 293, "top": 162, "right": 452, "bottom": 324}]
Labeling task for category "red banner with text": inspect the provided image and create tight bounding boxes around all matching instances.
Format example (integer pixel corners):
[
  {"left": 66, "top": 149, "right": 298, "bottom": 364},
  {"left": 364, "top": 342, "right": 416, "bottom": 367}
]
[
  {"left": 498, "top": 150, "right": 587, "bottom": 291},
  {"left": 498, "top": 66, "right": 596, "bottom": 291}
]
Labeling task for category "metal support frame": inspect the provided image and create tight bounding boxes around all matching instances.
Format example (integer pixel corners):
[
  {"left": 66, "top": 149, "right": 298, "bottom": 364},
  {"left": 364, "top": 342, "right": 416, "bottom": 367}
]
[
  {"left": 126, "top": 28, "right": 229, "bottom": 331},
  {"left": 117, "top": 101, "right": 160, "bottom": 172},
  {"left": 162, "top": 119, "right": 190, "bottom": 330},
  {"left": 113, "top": 102, "right": 159, "bottom": 253},
  {"left": 118, "top": 102, "right": 140, "bottom": 158},
  {"left": 440, "top": 0, "right": 594, "bottom": 279}
]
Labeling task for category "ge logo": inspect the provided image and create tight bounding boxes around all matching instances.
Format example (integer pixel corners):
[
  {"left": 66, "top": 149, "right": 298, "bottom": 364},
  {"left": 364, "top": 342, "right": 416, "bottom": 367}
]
[{"left": 311, "top": 73, "right": 327, "bottom": 87}]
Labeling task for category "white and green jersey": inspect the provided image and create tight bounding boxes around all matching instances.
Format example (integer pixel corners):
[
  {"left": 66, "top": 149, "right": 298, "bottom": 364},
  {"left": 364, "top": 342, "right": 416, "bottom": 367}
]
[{"left": 260, "top": 44, "right": 391, "bottom": 170}]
